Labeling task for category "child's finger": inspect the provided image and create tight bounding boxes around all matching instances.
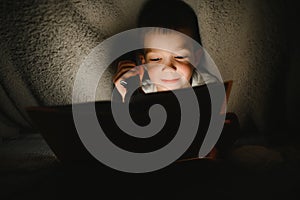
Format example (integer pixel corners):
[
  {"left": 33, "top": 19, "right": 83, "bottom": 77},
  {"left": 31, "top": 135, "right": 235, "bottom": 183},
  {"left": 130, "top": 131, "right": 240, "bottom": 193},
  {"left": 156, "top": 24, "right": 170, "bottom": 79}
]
[
  {"left": 113, "top": 69, "right": 138, "bottom": 83},
  {"left": 117, "top": 60, "right": 136, "bottom": 70},
  {"left": 116, "top": 68, "right": 140, "bottom": 83},
  {"left": 113, "top": 60, "right": 137, "bottom": 83}
]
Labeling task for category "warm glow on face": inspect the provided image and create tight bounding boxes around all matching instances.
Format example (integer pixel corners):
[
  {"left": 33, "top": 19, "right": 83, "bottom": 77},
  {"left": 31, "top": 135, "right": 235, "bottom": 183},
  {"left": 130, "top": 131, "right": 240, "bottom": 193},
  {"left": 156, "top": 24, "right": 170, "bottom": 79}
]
[{"left": 144, "top": 32, "right": 196, "bottom": 91}]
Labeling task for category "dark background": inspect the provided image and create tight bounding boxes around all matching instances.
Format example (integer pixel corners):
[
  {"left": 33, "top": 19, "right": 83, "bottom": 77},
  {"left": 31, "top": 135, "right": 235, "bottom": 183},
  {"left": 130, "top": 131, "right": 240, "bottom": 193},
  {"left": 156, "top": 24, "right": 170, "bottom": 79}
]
[{"left": 0, "top": 0, "right": 300, "bottom": 199}]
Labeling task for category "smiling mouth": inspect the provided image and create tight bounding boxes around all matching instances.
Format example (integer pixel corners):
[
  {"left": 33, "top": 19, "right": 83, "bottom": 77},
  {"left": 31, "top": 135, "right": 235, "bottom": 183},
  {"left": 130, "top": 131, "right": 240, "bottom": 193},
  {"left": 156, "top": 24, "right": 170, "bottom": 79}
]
[{"left": 161, "top": 78, "right": 180, "bottom": 84}]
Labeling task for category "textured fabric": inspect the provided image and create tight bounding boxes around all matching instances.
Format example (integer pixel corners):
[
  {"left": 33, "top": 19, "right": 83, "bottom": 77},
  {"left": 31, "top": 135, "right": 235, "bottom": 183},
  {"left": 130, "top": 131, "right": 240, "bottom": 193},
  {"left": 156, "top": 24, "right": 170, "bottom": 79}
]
[
  {"left": 0, "top": 0, "right": 291, "bottom": 139},
  {"left": 0, "top": 0, "right": 146, "bottom": 138},
  {"left": 0, "top": 134, "right": 56, "bottom": 172}
]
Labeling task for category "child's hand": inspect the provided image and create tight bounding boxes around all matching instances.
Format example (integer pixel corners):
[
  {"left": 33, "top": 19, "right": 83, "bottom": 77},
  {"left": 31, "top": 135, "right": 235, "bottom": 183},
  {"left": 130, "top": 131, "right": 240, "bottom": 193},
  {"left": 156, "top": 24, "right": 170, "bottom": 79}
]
[{"left": 113, "top": 60, "right": 144, "bottom": 101}]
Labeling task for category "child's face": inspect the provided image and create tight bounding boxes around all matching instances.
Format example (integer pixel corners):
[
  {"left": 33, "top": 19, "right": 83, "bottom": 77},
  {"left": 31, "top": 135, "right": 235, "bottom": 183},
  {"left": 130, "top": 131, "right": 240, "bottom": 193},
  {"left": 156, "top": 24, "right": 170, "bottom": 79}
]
[{"left": 143, "top": 31, "right": 198, "bottom": 92}]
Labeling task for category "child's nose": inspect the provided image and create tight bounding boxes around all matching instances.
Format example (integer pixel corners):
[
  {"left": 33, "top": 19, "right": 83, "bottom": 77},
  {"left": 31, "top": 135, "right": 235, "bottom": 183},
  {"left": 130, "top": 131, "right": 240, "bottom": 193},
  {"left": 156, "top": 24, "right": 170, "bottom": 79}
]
[{"left": 162, "top": 57, "right": 177, "bottom": 71}]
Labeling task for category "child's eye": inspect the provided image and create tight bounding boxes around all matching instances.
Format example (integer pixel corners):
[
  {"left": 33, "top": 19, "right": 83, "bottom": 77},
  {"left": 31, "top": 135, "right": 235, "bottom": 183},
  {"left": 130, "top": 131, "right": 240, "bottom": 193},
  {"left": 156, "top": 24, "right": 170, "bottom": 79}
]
[
  {"left": 149, "top": 58, "right": 161, "bottom": 62},
  {"left": 175, "top": 56, "right": 188, "bottom": 60}
]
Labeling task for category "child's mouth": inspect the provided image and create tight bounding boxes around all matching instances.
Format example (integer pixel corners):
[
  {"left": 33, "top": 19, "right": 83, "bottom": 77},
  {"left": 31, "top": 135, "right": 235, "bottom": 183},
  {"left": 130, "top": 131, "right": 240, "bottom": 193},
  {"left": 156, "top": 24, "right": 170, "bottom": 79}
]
[{"left": 161, "top": 78, "right": 180, "bottom": 84}]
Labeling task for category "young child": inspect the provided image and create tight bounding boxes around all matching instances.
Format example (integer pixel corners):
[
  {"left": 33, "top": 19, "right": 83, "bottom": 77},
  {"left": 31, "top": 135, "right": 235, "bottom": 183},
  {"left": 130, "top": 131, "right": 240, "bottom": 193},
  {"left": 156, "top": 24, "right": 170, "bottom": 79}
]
[
  {"left": 112, "top": 0, "right": 222, "bottom": 159},
  {"left": 113, "top": 0, "right": 218, "bottom": 102}
]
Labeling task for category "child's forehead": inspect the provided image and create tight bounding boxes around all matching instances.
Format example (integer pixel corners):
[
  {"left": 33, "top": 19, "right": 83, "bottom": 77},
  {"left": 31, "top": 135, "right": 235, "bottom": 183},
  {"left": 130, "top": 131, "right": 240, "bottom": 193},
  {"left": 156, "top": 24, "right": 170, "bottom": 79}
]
[
  {"left": 144, "top": 48, "right": 190, "bottom": 55},
  {"left": 143, "top": 30, "right": 193, "bottom": 51}
]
